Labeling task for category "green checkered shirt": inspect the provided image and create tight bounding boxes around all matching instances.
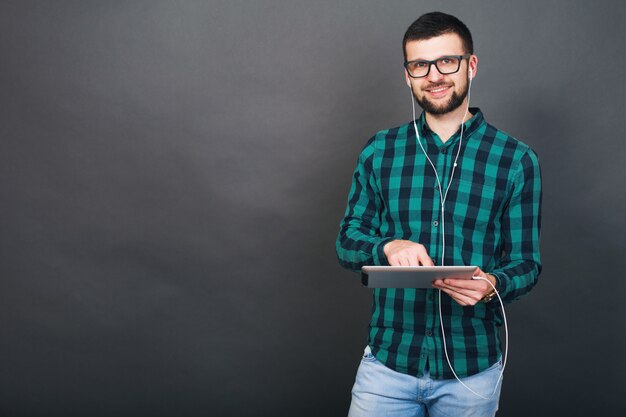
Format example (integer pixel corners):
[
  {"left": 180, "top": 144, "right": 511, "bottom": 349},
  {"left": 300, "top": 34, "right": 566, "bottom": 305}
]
[{"left": 336, "top": 108, "right": 542, "bottom": 379}]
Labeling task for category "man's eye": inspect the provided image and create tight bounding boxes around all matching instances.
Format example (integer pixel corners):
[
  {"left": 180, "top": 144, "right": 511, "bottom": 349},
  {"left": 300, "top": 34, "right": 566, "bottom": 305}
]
[
  {"left": 438, "top": 57, "right": 459, "bottom": 67},
  {"left": 414, "top": 61, "right": 428, "bottom": 68}
]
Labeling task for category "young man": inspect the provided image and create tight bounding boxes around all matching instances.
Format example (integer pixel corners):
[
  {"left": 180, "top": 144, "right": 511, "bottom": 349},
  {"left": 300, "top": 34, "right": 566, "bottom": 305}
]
[{"left": 336, "top": 12, "right": 542, "bottom": 417}]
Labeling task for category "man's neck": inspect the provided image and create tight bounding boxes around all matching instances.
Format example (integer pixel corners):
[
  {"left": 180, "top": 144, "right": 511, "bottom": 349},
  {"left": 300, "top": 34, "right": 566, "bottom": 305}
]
[{"left": 424, "top": 102, "right": 473, "bottom": 143}]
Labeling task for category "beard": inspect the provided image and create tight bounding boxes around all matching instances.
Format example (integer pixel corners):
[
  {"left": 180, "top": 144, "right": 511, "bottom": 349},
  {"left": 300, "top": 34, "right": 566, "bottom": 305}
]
[{"left": 415, "top": 81, "right": 469, "bottom": 115}]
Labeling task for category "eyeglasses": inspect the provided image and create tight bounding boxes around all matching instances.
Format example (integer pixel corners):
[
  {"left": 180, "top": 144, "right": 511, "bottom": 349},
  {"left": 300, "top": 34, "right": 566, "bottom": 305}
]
[{"left": 404, "top": 54, "right": 471, "bottom": 78}]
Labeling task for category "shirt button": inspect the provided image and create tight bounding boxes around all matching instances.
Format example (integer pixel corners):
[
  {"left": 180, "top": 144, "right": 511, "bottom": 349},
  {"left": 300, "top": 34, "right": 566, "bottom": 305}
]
[
  {"left": 433, "top": 220, "right": 439, "bottom": 227},
  {"left": 425, "top": 330, "right": 433, "bottom": 337},
  {"left": 440, "top": 148, "right": 447, "bottom": 154}
]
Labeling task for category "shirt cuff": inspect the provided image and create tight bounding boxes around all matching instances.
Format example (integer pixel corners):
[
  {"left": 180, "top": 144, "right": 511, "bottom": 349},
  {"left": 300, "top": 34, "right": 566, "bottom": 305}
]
[
  {"left": 372, "top": 238, "right": 394, "bottom": 266},
  {"left": 489, "top": 271, "right": 509, "bottom": 301}
]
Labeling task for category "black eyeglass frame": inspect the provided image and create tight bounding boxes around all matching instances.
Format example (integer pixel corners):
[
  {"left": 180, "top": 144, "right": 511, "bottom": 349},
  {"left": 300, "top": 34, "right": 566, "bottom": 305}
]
[{"left": 403, "top": 54, "right": 472, "bottom": 78}]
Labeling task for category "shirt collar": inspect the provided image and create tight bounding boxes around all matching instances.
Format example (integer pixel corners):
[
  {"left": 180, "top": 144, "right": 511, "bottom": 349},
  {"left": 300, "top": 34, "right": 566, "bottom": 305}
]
[{"left": 415, "top": 107, "right": 485, "bottom": 148}]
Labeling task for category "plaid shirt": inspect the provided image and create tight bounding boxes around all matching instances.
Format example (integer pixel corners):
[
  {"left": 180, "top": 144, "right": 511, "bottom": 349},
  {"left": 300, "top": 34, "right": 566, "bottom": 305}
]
[{"left": 336, "top": 108, "right": 542, "bottom": 379}]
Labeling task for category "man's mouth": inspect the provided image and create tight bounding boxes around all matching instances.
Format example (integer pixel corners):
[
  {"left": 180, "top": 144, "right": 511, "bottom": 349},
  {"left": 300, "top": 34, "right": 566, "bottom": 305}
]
[{"left": 424, "top": 84, "right": 452, "bottom": 97}]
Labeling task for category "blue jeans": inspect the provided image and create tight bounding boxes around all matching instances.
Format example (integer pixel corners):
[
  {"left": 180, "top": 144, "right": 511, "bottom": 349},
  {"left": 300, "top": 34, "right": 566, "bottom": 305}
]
[{"left": 348, "top": 347, "right": 502, "bottom": 417}]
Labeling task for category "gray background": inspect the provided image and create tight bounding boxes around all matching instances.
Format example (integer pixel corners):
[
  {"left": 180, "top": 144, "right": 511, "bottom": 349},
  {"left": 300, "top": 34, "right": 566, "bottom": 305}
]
[{"left": 1, "top": 1, "right": 624, "bottom": 416}]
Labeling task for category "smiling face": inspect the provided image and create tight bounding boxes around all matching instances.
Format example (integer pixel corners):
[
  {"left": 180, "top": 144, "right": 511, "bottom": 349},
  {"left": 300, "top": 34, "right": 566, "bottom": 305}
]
[{"left": 404, "top": 33, "right": 477, "bottom": 116}]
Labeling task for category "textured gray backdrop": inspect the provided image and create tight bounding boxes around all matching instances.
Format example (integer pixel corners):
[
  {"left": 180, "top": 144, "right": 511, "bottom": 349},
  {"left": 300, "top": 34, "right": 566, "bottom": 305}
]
[{"left": 1, "top": 1, "right": 624, "bottom": 416}]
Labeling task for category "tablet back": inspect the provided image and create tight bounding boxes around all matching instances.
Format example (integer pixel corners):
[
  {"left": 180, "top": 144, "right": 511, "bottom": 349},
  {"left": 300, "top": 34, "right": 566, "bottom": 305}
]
[{"left": 360, "top": 266, "right": 477, "bottom": 288}]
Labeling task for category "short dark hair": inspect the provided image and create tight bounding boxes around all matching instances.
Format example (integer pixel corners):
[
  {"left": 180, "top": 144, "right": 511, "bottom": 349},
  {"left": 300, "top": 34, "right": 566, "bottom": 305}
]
[{"left": 402, "top": 12, "right": 474, "bottom": 61}]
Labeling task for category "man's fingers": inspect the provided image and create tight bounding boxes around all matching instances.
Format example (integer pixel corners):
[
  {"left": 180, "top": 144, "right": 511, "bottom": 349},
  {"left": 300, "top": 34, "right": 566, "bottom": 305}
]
[
  {"left": 384, "top": 241, "right": 433, "bottom": 267},
  {"left": 416, "top": 246, "right": 434, "bottom": 266},
  {"left": 438, "top": 287, "right": 482, "bottom": 306},
  {"left": 434, "top": 280, "right": 486, "bottom": 306},
  {"left": 390, "top": 256, "right": 416, "bottom": 266},
  {"left": 438, "top": 287, "right": 472, "bottom": 306},
  {"left": 442, "top": 278, "right": 489, "bottom": 292}
]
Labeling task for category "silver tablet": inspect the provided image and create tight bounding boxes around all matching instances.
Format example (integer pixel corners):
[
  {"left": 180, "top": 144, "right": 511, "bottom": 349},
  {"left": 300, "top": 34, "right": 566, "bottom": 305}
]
[{"left": 361, "top": 266, "right": 477, "bottom": 288}]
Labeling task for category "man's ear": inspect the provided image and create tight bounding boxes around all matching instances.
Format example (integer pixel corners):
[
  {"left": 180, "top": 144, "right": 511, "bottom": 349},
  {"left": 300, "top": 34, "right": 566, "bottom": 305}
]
[
  {"left": 404, "top": 70, "right": 412, "bottom": 87},
  {"left": 468, "top": 55, "right": 478, "bottom": 79}
]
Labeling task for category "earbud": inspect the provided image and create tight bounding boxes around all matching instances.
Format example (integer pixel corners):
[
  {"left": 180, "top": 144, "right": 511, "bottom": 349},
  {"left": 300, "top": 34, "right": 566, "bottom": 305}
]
[{"left": 469, "top": 68, "right": 473, "bottom": 79}]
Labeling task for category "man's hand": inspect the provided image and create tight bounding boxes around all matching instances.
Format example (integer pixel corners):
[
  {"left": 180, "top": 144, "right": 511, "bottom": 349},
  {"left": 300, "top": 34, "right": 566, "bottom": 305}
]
[
  {"left": 432, "top": 267, "right": 497, "bottom": 306},
  {"left": 383, "top": 240, "right": 434, "bottom": 266}
]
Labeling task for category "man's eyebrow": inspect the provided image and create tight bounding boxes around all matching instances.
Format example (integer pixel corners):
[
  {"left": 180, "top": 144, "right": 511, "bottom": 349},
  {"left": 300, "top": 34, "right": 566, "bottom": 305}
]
[{"left": 407, "top": 54, "right": 456, "bottom": 62}]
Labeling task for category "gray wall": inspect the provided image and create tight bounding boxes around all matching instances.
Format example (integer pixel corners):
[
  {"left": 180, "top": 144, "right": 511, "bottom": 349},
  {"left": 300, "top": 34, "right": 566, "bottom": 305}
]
[{"left": 1, "top": 1, "right": 624, "bottom": 416}]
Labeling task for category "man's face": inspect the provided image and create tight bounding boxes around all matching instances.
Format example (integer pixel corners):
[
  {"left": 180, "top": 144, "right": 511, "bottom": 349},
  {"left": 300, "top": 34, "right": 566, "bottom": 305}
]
[{"left": 404, "top": 33, "right": 477, "bottom": 116}]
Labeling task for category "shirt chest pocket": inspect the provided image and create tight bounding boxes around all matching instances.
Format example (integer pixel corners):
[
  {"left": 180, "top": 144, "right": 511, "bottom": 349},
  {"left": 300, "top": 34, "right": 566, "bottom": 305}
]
[{"left": 446, "top": 179, "right": 506, "bottom": 230}]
